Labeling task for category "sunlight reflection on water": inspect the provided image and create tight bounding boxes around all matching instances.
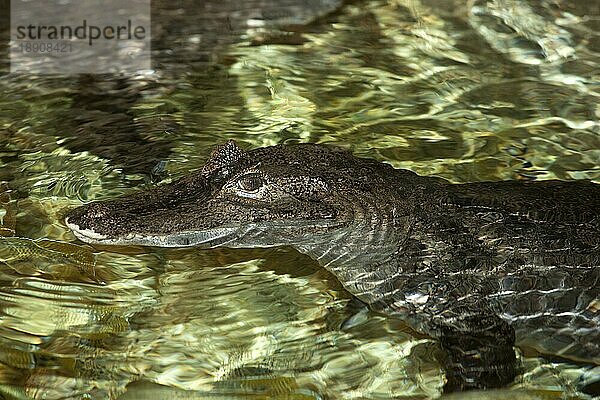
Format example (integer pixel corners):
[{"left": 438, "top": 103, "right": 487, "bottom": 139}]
[{"left": 0, "top": 0, "right": 598, "bottom": 398}]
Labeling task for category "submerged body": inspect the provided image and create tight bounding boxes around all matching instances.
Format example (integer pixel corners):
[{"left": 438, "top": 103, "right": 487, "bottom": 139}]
[{"left": 66, "top": 141, "right": 600, "bottom": 392}]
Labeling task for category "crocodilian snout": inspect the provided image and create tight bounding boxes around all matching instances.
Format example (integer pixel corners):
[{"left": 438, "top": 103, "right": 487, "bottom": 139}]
[
  {"left": 65, "top": 200, "right": 132, "bottom": 243},
  {"left": 64, "top": 175, "right": 239, "bottom": 247}
]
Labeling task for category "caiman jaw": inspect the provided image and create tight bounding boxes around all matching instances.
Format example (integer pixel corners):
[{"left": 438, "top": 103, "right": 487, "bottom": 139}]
[
  {"left": 65, "top": 217, "right": 110, "bottom": 242},
  {"left": 65, "top": 213, "right": 242, "bottom": 248}
]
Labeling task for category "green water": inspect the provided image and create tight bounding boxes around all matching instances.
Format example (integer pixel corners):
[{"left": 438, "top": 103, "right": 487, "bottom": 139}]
[{"left": 0, "top": 0, "right": 599, "bottom": 398}]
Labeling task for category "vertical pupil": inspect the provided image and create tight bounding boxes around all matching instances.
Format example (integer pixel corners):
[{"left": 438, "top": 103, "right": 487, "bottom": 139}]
[{"left": 241, "top": 176, "right": 261, "bottom": 191}]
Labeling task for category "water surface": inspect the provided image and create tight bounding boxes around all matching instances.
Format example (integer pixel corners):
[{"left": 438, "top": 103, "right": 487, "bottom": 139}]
[{"left": 0, "top": 0, "right": 599, "bottom": 398}]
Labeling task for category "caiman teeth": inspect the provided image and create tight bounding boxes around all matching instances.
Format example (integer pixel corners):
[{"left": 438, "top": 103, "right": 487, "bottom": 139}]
[
  {"left": 65, "top": 217, "right": 108, "bottom": 241},
  {"left": 65, "top": 215, "right": 240, "bottom": 247}
]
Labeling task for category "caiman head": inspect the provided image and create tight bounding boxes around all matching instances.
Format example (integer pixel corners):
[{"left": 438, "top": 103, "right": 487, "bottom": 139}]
[{"left": 66, "top": 141, "right": 419, "bottom": 273}]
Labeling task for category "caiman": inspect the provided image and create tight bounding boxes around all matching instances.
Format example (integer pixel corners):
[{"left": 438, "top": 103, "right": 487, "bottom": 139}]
[{"left": 65, "top": 141, "right": 600, "bottom": 393}]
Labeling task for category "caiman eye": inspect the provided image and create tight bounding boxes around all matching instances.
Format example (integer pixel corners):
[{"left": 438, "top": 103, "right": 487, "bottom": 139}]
[{"left": 237, "top": 174, "right": 263, "bottom": 192}]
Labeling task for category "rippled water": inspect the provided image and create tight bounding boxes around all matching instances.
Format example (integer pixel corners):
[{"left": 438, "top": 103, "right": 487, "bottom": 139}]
[{"left": 0, "top": 0, "right": 599, "bottom": 398}]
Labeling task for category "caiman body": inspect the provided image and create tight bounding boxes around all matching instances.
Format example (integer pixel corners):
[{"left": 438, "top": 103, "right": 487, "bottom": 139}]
[{"left": 66, "top": 141, "right": 600, "bottom": 392}]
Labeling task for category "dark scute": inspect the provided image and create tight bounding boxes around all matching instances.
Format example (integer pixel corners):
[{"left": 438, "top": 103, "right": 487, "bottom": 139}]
[{"left": 202, "top": 140, "right": 245, "bottom": 176}]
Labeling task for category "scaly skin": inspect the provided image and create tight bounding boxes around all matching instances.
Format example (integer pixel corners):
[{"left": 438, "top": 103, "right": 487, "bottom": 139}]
[{"left": 66, "top": 141, "right": 600, "bottom": 392}]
